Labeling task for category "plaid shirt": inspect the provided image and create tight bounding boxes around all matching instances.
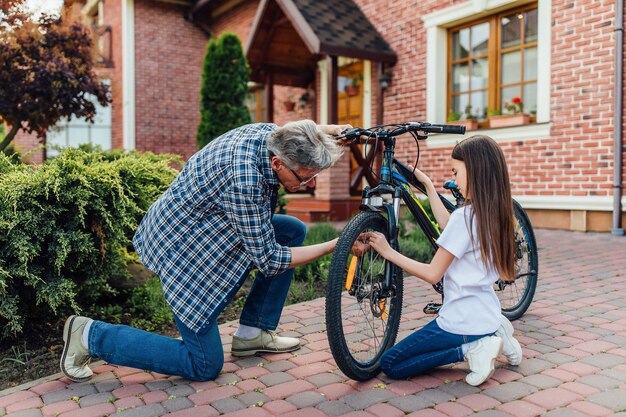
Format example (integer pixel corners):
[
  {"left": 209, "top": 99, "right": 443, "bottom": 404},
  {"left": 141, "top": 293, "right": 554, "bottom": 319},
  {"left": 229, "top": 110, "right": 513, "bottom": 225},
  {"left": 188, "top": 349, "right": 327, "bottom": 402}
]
[{"left": 133, "top": 123, "right": 292, "bottom": 332}]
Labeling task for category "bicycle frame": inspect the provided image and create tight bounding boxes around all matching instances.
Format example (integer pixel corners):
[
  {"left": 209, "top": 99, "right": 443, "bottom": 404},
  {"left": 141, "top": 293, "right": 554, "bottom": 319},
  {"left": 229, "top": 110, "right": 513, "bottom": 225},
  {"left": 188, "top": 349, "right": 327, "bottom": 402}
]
[{"left": 357, "top": 133, "right": 458, "bottom": 296}]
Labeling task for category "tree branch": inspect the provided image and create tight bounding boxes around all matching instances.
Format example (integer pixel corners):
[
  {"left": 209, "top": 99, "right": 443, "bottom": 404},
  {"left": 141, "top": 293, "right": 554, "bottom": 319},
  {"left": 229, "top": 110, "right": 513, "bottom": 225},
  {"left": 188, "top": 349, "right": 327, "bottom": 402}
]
[{"left": 0, "top": 123, "right": 22, "bottom": 153}]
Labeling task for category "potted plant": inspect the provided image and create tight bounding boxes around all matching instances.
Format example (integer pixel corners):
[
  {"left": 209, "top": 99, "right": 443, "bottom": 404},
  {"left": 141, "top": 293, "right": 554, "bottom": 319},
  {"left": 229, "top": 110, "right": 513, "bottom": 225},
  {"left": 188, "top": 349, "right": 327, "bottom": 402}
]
[
  {"left": 447, "top": 105, "right": 478, "bottom": 131},
  {"left": 488, "top": 97, "right": 530, "bottom": 128},
  {"left": 344, "top": 74, "right": 362, "bottom": 96}
]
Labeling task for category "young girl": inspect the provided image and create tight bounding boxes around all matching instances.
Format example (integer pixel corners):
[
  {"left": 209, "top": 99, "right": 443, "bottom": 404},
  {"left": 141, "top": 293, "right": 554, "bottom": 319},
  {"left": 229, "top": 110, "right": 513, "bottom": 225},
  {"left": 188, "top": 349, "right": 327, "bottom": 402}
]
[{"left": 366, "top": 135, "right": 523, "bottom": 386}]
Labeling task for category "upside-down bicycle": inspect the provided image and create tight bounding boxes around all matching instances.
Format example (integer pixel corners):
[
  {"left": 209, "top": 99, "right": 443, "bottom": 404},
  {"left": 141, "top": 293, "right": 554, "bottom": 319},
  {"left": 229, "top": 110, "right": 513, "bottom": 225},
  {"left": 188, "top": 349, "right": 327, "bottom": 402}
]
[{"left": 325, "top": 122, "right": 538, "bottom": 381}]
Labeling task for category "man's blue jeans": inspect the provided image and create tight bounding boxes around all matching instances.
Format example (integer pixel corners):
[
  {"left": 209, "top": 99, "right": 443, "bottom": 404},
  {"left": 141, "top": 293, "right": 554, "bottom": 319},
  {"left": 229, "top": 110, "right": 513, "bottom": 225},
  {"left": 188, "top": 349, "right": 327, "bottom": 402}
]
[
  {"left": 380, "top": 319, "right": 490, "bottom": 380},
  {"left": 88, "top": 214, "right": 306, "bottom": 381}
]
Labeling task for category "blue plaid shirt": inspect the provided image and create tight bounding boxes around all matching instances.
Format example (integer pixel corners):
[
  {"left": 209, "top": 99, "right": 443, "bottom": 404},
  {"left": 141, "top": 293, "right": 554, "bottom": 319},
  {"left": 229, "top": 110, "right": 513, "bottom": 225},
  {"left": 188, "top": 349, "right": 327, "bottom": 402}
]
[{"left": 133, "top": 123, "right": 292, "bottom": 332}]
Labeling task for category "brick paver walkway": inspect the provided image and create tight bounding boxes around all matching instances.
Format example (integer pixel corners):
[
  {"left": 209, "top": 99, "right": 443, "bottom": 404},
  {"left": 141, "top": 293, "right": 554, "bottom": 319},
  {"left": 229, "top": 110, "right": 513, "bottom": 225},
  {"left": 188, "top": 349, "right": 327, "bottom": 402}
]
[{"left": 2, "top": 229, "right": 626, "bottom": 416}]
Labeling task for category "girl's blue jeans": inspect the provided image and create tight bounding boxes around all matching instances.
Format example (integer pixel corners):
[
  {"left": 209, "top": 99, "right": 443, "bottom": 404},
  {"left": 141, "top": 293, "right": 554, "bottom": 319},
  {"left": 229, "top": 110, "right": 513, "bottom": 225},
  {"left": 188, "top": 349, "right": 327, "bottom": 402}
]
[
  {"left": 88, "top": 214, "right": 306, "bottom": 381},
  {"left": 380, "top": 319, "right": 490, "bottom": 380}
]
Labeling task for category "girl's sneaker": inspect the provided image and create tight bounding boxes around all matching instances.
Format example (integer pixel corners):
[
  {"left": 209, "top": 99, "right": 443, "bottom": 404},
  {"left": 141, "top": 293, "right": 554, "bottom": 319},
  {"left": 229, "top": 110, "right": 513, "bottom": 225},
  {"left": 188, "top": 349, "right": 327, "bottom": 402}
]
[
  {"left": 465, "top": 336, "right": 503, "bottom": 386},
  {"left": 495, "top": 315, "right": 523, "bottom": 365}
]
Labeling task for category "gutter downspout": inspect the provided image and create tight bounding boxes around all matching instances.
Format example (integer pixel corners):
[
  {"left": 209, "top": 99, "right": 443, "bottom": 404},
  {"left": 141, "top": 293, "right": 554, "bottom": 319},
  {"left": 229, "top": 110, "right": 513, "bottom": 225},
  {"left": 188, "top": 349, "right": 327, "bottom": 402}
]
[{"left": 613, "top": 0, "right": 625, "bottom": 235}]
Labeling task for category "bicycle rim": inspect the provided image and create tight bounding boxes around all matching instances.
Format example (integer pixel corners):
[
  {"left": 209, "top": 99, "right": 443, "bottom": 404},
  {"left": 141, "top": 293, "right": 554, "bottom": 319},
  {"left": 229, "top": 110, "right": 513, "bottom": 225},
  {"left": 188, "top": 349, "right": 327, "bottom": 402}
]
[
  {"left": 326, "top": 212, "right": 403, "bottom": 380},
  {"left": 496, "top": 200, "right": 538, "bottom": 320}
]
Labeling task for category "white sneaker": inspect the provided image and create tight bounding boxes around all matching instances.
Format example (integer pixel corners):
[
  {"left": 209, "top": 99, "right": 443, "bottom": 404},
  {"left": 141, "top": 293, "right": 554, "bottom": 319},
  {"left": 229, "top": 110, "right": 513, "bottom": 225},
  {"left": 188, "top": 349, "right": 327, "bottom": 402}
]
[
  {"left": 60, "top": 315, "right": 93, "bottom": 382},
  {"left": 465, "top": 336, "right": 503, "bottom": 386},
  {"left": 231, "top": 330, "right": 300, "bottom": 357},
  {"left": 495, "top": 315, "right": 522, "bottom": 366}
]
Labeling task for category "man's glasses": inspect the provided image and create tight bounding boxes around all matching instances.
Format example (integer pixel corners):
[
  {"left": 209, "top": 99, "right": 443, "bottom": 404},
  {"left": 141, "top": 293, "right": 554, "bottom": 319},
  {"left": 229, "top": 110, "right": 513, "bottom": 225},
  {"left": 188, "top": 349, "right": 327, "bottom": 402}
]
[{"left": 285, "top": 164, "right": 319, "bottom": 187}]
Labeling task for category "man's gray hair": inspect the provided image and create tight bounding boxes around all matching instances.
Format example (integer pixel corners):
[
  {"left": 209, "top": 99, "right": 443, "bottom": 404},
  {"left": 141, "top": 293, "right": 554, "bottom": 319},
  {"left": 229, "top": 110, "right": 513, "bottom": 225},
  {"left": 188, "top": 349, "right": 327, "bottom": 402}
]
[{"left": 268, "top": 120, "right": 343, "bottom": 170}]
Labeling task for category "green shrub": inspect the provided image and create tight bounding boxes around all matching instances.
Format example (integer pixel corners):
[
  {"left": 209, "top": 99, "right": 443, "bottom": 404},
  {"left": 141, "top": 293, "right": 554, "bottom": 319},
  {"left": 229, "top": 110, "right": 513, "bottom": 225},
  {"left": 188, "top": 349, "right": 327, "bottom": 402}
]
[
  {"left": 197, "top": 32, "right": 251, "bottom": 148},
  {"left": 0, "top": 147, "right": 180, "bottom": 338}
]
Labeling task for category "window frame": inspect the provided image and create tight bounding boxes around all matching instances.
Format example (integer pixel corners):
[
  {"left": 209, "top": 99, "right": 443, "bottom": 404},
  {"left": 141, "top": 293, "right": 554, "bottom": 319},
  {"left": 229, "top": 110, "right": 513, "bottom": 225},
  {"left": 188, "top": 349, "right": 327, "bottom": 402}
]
[{"left": 446, "top": 3, "right": 539, "bottom": 128}]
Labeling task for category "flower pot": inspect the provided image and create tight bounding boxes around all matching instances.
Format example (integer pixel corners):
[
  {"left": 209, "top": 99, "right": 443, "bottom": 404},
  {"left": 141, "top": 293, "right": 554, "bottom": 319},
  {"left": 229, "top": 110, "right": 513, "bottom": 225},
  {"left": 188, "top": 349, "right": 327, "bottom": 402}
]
[
  {"left": 488, "top": 113, "right": 531, "bottom": 128},
  {"left": 345, "top": 85, "right": 360, "bottom": 96},
  {"left": 448, "top": 119, "right": 479, "bottom": 131},
  {"left": 283, "top": 101, "right": 296, "bottom": 112}
]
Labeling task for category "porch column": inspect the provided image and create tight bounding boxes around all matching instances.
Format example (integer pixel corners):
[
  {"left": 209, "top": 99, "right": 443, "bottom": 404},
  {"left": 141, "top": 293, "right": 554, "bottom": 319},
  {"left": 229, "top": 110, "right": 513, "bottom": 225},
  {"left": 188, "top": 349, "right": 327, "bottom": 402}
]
[{"left": 265, "top": 72, "right": 274, "bottom": 123}]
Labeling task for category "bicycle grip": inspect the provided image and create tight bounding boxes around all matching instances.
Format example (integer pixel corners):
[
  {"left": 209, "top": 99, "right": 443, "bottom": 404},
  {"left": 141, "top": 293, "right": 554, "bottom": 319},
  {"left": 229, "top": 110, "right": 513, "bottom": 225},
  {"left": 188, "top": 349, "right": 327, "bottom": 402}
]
[{"left": 425, "top": 124, "right": 466, "bottom": 135}]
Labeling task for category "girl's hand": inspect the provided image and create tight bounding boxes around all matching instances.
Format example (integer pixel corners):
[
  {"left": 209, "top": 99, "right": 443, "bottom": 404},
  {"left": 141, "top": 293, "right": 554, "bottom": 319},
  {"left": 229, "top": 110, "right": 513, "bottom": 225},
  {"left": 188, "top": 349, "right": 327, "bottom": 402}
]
[
  {"left": 365, "top": 231, "right": 394, "bottom": 258},
  {"left": 411, "top": 166, "right": 433, "bottom": 187},
  {"left": 350, "top": 236, "right": 370, "bottom": 256}
]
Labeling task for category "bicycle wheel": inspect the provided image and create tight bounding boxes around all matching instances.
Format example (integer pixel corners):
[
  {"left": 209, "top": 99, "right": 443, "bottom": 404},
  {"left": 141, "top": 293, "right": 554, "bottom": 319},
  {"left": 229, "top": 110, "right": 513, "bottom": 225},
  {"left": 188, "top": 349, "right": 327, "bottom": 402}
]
[
  {"left": 326, "top": 211, "right": 403, "bottom": 381},
  {"left": 496, "top": 200, "right": 538, "bottom": 320}
]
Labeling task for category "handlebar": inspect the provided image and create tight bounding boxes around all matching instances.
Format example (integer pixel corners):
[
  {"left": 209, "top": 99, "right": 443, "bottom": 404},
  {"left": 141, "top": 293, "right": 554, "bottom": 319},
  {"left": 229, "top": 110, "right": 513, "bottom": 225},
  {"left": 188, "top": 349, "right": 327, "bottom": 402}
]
[{"left": 334, "top": 122, "right": 466, "bottom": 141}]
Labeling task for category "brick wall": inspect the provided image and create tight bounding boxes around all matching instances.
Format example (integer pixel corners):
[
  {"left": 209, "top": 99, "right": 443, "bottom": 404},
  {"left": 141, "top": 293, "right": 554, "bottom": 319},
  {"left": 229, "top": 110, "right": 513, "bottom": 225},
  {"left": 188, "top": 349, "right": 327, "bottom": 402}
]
[
  {"left": 105, "top": 0, "right": 123, "bottom": 150},
  {"left": 354, "top": 0, "right": 626, "bottom": 206},
  {"left": 133, "top": 0, "right": 207, "bottom": 159}
]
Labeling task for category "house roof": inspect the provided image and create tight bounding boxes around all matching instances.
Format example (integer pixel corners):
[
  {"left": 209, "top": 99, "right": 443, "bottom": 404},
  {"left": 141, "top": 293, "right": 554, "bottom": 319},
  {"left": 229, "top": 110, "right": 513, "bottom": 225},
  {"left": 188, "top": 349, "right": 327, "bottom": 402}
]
[{"left": 238, "top": 0, "right": 397, "bottom": 86}]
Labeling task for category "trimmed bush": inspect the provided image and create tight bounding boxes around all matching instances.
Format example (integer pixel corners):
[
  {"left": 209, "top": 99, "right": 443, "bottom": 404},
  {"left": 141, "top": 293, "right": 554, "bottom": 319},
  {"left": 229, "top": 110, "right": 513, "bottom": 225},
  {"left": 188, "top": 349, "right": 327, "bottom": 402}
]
[{"left": 0, "top": 147, "right": 180, "bottom": 339}]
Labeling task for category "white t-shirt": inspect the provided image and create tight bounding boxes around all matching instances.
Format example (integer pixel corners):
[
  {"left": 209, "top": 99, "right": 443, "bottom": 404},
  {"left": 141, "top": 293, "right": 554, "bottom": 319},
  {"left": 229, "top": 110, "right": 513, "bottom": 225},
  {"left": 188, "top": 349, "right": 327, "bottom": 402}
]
[{"left": 435, "top": 206, "right": 501, "bottom": 335}]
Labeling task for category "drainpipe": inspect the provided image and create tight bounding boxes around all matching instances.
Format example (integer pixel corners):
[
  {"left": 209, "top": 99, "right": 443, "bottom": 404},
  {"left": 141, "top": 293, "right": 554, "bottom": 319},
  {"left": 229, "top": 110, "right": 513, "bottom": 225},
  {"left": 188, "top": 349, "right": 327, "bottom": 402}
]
[{"left": 613, "top": 0, "right": 625, "bottom": 235}]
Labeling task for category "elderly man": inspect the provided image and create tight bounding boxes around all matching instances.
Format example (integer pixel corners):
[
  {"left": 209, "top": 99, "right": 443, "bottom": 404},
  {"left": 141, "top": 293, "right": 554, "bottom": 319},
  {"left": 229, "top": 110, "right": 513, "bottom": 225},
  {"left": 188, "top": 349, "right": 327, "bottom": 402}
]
[{"left": 60, "top": 120, "right": 355, "bottom": 382}]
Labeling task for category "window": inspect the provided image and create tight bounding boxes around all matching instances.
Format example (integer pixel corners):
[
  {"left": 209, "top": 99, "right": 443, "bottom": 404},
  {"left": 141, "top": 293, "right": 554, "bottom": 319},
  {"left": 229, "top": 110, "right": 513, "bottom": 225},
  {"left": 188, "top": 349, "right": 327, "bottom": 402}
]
[{"left": 447, "top": 4, "right": 538, "bottom": 124}]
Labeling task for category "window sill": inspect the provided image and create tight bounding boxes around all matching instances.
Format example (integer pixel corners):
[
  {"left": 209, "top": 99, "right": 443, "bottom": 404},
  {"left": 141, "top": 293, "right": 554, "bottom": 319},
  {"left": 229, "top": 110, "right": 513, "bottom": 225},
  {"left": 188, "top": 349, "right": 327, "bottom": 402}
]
[{"left": 426, "top": 122, "right": 552, "bottom": 148}]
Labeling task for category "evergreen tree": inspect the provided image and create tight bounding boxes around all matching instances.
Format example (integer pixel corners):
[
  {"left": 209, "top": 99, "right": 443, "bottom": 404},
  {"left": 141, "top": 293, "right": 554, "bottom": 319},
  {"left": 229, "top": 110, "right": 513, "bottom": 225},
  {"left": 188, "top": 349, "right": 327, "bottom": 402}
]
[{"left": 197, "top": 33, "right": 251, "bottom": 148}]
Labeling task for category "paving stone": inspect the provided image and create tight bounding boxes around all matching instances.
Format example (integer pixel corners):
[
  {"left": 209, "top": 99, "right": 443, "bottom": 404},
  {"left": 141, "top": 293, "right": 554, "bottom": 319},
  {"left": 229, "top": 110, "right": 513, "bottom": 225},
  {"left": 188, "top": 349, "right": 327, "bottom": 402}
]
[
  {"left": 0, "top": 407, "right": 5, "bottom": 416},
  {"left": 164, "top": 384, "right": 195, "bottom": 398},
  {"left": 285, "top": 391, "right": 327, "bottom": 408},
  {"left": 388, "top": 395, "right": 434, "bottom": 413},
  {"left": 78, "top": 392, "right": 114, "bottom": 407},
  {"left": 262, "top": 360, "right": 295, "bottom": 372},
  {"left": 41, "top": 390, "right": 74, "bottom": 405},
  {"left": 519, "top": 374, "right": 561, "bottom": 389},
  {"left": 257, "top": 371, "right": 295, "bottom": 387},
  {"left": 513, "top": 358, "right": 555, "bottom": 376},
  {"left": 215, "top": 373, "right": 240, "bottom": 386},
  {"left": 436, "top": 380, "right": 480, "bottom": 398},
  {"left": 577, "top": 374, "right": 622, "bottom": 390},
  {"left": 482, "top": 381, "right": 538, "bottom": 403},
  {"left": 234, "top": 357, "right": 268, "bottom": 369},
  {"left": 523, "top": 387, "right": 581, "bottom": 409},
  {"left": 162, "top": 397, "right": 194, "bottom": 413},
  {"left": 209, "top": 397, "right": 246, "bottom": 414},
  {"left": 236, "top": 392, "right": 270, "bottom": 407},
  {"left": 414, "top": 388, "right": 456, "bottom": 406},
  {"left": 144, "top": 380, "right": 173, "bottom": 391},
  {"left": 496, "top": 399, "right": 547, "bottom": 417},
  {"left": 588, "top": 389, "right": 626, "bottom": 411},
  {"left": 3, "top": 409, "right": 42, "bottom": 417},
  {"left": 306, "top": 372, "right": 345, "bottom": 387},
  {"left": 315, "top": 400, "right": 354, "bottom": 416},
  {"left": 463, "top": 410, "right": 510, "bottom": 417},
  {"left": 541, "top": 409, "right": 588, "bottom": 417},
  {"left": 580, "top": 353, "right": 626, "bottom": 369},
  {"left": 540, "top": 352, "right": 577, "bottom": 365},
  {"left": 94, "top": 380, "right": 122, "bottom": 393},
  {"left": 65, "top": 384, "right": 98, "bottom": 398},
  {"left": 342, "top": 389, "right": 396, "bottom": 410},
  {"left": 107, "top": 403, "right": 167, "bottom": 417}
]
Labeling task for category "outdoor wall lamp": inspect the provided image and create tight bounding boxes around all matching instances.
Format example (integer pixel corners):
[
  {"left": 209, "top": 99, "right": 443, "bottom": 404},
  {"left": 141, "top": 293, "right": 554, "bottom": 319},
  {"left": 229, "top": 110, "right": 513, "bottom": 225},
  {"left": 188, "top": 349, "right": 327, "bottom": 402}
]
[{"left": 379, "top": 70, "right": 392, "bottom": 90}]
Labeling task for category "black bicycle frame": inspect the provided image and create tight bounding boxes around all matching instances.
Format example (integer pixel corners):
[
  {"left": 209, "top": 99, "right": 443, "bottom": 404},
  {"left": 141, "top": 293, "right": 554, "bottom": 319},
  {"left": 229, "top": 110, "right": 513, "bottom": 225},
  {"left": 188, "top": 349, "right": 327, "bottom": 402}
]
[{"left": 357, "top": 134, "right": 458, "bottom": 295}]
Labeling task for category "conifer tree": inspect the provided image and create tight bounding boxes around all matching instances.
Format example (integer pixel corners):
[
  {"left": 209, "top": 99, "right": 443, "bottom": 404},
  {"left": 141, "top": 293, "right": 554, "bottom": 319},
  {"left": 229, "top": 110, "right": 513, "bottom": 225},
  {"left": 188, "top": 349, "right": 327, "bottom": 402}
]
[{"left": 197, "top": 33, "right": 251, "bottom": 148}]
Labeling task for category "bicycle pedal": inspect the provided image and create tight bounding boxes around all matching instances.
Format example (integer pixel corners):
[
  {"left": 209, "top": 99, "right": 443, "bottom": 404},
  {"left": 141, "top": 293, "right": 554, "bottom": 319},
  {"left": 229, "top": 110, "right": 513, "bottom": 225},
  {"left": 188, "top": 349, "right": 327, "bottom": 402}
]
[{"left": 423, "top": 302, "right": 442, "bottom": 315}]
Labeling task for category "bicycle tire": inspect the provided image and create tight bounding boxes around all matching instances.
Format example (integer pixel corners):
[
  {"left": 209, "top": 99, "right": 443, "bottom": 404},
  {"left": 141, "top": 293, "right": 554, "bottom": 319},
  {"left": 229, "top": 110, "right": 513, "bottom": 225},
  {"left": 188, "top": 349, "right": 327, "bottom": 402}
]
[
  {"left": 496, "top": 200, "right": 538, "bottom": 320},
  {"left": 325, "top": 211, "right": 403, "bottom": 381}
]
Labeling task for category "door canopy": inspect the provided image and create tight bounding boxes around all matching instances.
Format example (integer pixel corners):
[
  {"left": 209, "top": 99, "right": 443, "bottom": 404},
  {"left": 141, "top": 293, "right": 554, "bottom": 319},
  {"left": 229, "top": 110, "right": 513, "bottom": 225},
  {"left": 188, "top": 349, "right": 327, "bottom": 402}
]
[{"left": 245, "top": 0, "right": 397, "bottom": 87}]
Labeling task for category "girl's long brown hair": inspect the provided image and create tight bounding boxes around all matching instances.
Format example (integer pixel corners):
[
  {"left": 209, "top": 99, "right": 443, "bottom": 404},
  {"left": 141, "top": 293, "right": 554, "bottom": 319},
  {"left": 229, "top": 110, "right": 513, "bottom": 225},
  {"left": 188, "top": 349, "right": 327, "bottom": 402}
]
[{"left": 451, "top": 135, "right": 516, "bottom": 280}]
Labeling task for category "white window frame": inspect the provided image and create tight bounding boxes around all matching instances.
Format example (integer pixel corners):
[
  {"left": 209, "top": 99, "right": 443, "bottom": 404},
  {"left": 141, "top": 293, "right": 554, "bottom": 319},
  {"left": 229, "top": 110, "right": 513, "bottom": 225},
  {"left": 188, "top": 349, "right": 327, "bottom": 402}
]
[{"left": 422, "top": 0, "right": 551, "bottom": 147}]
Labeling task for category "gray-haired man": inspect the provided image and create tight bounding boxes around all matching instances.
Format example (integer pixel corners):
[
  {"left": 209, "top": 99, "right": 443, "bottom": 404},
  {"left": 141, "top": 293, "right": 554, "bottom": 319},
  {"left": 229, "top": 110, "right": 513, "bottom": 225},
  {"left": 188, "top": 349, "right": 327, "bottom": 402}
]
[{"left": 61, "top": 120, "right": 359, "bottom": 382}]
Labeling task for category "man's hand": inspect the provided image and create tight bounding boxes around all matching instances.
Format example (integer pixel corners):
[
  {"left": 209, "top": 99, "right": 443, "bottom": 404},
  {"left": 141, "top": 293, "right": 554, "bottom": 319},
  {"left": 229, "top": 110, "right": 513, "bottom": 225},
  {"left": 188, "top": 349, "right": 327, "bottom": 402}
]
[
  {"left": 318, "top": 124, "right": 353, "bottom": 137},
  {"left": 350, "top": 235, "right": 370, "bottom": 256}
]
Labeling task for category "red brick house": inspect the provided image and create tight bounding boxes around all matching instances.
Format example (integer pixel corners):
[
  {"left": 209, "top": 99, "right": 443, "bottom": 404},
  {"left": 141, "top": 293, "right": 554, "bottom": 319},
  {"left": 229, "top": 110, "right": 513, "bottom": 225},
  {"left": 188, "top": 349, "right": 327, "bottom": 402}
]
[{"left": 13, "top": 0, "right": 626, "bottom": 233}]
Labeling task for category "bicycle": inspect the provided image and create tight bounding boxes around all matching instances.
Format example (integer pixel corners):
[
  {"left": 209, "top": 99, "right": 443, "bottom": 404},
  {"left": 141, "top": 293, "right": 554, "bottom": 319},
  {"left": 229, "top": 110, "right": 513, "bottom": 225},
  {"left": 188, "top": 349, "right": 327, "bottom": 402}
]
[{"left": 325, "top": 122, "right": 538, "bottom": 381}]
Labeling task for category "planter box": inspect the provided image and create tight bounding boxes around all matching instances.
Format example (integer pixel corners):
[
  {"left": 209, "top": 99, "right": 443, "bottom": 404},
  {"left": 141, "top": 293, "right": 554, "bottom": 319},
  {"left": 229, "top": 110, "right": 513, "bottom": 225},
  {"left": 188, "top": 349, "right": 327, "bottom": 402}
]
[
  {"left": 448, "top": 119, "right": 479, "bottom": 131},
  {"left": 488, "top": 113, "right": 531, "bottom": 128}
]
